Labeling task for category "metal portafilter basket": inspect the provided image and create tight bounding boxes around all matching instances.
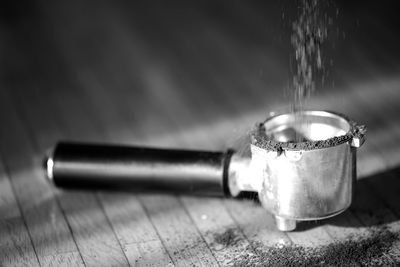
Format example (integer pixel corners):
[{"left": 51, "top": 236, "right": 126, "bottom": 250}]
[{"left": 44, "top": 111, "right": 366, "bottom": 231}]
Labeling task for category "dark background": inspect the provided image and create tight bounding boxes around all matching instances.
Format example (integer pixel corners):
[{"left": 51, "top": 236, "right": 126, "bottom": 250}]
[{"left": 1, "top": 0, "right": 400, "bottom": 154}]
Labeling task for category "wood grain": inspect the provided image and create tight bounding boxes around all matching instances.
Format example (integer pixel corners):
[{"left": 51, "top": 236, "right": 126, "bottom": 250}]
[
  {"left": 30, "top": 86, "right": 130, "bottom": 267},
  {"left": 74, "top": 64, "right": 220, "bottom": 267},
  {"left": 0, "top": 159, "right": 40, "bottom": 267},
  {"left": 78, "top": 70, "right": 175, "bottom": 267},
  {"left": 0, "top": 88, "right": 84, "bottom": 267}
]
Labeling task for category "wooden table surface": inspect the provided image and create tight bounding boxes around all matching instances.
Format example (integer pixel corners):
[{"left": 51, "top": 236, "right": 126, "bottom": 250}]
[{"left": 1, "top": 1, "right": 400, "bottom": 266}]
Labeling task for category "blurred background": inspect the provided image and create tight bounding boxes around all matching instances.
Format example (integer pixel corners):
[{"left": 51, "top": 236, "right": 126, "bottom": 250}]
[
  {"left": 1, "top": 1, "right": 400, "bottom": 161},
  {"left": 1, "top": 0, "right": 400, "bottom": 188}
]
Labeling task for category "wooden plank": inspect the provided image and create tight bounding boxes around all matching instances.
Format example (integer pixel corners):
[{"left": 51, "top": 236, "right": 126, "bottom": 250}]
[
  {"left": 224, "top": 197, "right": 291, "bottom": 247},
  {"left": 155, "top": 96, "right": 253, "bottom": 265},
  {"left": 58, "top": 15, "right": 223, "bottom": 265},
  {"left": 181, "top": 197, "right": 251, "bottom": 266},
  {"left": 37, "top": 0, "right": 216, "bottom": 263},
  {"left": 115, "top": 21, "right": 260, "bottom": 263},
  {"left": 133, "top": 7, "right": 295, "bottom": 256},
  {"left": 100, "top": 193, "right": 173, "bottom": 267},
  {"left": 285, "top": 222, "right": 333, "bottom": 247},
  {"left": 49, "top": 64, "right": 216, "bottom": 266},
  {"left": 0, "top": 159, "right": 40, "bottom": 267},
  {"left": 92, "top": 76, "right": 220, "bottom": 266},
  {"left": 52, "top": 191, "right": 130, "bottom": 267},
  {"left": 78, "top": 70, "right": 174, "bottom": 267},
  {"left": 140, "top": 194, "right": 219, "bottom": 267},
  {"left": 323, "top": 210, "right": 367, "bottom": 241},
  {"left": 134, "top": 65, "right": 332, "bottom": 251},
  {"left": 0, "top": 88, "right": 84, "bottom": 267},
  {"left": 113, "top": 10, "right": 259, "bottom": 263},
  {"left": 12, "top": 84, "right": 130, "bottom": 267},
  {"left": 191, "top": 108, "right": 291, "bottom": 250}
]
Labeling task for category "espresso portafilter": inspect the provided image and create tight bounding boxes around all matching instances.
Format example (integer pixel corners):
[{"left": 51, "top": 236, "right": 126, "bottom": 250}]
[{"left": 44, "top": 111, "right": 365, "bottom": 231}]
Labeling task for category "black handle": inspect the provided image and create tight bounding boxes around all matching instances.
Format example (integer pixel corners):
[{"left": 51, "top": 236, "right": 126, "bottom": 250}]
[{"left": 46, "top": 142, "right": 234, "bottom": 196}]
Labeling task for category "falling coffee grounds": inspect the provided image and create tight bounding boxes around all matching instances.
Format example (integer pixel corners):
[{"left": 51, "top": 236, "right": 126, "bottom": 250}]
[{"left": 289, "top": 0, "right": 333, "bottom": 142}]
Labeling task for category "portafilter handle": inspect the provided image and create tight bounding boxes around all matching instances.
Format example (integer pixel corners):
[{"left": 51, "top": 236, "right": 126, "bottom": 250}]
[{"left": 44, "top": 142, "right": 240, "bottom": 196}]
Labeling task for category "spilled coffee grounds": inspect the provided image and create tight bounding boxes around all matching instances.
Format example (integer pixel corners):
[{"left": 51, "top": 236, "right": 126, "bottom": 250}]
[{"left": 213, "top": 226, "right": 399, "bottom": 266}]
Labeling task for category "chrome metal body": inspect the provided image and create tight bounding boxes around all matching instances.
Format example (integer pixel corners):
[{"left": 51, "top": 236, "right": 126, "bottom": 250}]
[{"left": 230, "top": 111, "right": 365, "bottom": 231}]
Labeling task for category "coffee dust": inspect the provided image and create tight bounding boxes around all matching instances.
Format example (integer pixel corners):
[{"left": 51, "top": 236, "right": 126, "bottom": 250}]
[
  {"left": 213, "top": 226, "right": 399, "bottom": 266},
  {"left": 213, "top": 228, "right": 242, "bottom": 248}
]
